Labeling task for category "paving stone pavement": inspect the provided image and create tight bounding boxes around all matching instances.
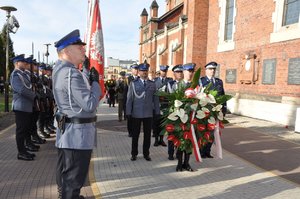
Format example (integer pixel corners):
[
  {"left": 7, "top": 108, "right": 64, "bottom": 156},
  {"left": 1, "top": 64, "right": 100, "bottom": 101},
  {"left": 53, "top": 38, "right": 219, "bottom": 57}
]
[
  {"left": 1, "top": 103, "right": 300, "bottom": 199},
  {"left": 92, "top": 104, "right": 300, "bottom": 199}
]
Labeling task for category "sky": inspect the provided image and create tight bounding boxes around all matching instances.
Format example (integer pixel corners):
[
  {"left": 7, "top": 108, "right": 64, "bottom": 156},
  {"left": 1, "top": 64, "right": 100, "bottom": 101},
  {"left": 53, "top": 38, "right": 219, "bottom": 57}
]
[{"left": 0, "top": 0, "right": 166, "bottom": 64}]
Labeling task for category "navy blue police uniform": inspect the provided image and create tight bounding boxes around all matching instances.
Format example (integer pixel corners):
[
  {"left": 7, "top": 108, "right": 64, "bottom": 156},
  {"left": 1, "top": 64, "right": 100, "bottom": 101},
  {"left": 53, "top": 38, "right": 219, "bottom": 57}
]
[
  {"left": 153, "top": 65, "right": 173, "bottom": 146},
  {"left": 199, "top": 61, "right": 226, "bottom": 158}
]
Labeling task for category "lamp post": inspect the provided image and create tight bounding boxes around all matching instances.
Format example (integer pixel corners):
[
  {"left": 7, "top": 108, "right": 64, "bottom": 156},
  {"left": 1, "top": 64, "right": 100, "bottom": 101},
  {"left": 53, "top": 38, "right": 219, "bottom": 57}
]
[
  {"left": 0, "top": 6, "right": 17, "bottom": 112},
  {"left": 44, "top": 43, "right": 51, "bottom": 64}
]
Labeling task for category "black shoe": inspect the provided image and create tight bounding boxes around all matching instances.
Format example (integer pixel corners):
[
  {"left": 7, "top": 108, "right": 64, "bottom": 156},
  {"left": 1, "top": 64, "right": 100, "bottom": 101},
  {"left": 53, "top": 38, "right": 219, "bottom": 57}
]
[
  {"left": 206, "top": 154, "right": 214, "bottom": 158},
  {"left": 48, "top": 125, "right": 56, "bottom": 131},
  {"left": 32, "top": 136, "right": 46, "bottom": 144},
  {"left": 168, "top": 156, "right": 174, "bottom": 160},
  {"left": 153, "top": 140, "right": 159, "bottom": 147},
  {"left": 45, "top": 127, "right": 55, "bottom": 134},
  {"left": 183, "top": 164, "right": 194, "bottom": 172},
  {"left": 176, "top": 164, "right": 183, "bottom": 172},
  {"left": 17, "top": 152, "right": 34, "bottom": 161},
  {"left": 131, "top": 155, "right": 137, "bottom": 161},
  {"left": 144, "top": 156, "right": 151, "bottom": 161},
  {"left": 25, "top": 145, "right": 39, "bottom": 152},
  {"left": 39, "top": 131, "right": 50, "bottom": 138},
  {"left": 26, "top": 151, "right": 36, "bottom": 158},
  {"left": 159, "top": 140, "right": 167, "bottom": 147},
  {"left": 27, "top": 142, "right": 40, "bottom": 149},
  {"left": 201, "top": 154, "right": 207, "bottom": 159}
]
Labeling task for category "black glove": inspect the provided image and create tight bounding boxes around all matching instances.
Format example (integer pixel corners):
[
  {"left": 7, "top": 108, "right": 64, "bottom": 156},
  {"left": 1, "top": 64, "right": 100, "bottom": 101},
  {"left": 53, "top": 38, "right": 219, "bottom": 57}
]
[{"left": 89, "top": 67, "right": 99, "bottom": 84}]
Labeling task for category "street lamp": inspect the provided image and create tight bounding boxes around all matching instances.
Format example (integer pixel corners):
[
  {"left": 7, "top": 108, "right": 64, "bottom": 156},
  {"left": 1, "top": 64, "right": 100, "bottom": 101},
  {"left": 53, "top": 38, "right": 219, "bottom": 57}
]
[
  {"left": 44, "top": 43, "right": 51, "bottom": 64},
  {"left": 0, "top": 6, "right": 19, "bottom": 112}
]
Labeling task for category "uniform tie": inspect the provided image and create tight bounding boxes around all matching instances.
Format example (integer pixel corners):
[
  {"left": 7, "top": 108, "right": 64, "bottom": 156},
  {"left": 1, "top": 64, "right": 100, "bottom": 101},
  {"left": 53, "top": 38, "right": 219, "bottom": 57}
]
[
  {"left": 143, "top": 80, "right": 146, "bottom": 87},
  {"left": 161, "top": 78, "right": 165, "bottom": 84}
]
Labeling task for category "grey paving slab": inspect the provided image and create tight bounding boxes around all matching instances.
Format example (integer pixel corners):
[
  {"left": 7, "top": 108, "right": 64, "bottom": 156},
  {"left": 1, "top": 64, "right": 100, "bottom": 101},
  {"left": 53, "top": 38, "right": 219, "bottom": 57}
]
[{"left": 93, "top": 104, "right": 300, "bottom": 199}]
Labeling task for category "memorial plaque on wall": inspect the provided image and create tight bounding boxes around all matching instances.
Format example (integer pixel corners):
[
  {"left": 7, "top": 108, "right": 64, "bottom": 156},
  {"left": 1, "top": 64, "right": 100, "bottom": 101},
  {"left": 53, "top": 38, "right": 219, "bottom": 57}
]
[
  {"left": 288, "top": 58, "right": 300, "bottom": 85},
  {"left": 262, "top": 59, "right": 276, "bottom": 85},
  {"left": 225, "top": 69, "right": 237, "bottom": 83}
]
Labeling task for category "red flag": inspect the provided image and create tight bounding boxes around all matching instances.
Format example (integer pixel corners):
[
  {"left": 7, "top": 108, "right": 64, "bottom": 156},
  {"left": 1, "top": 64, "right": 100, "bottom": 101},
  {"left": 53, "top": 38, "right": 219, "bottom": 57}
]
[{"left": 86, "top": 0, "right": 105, "bottom": 98}]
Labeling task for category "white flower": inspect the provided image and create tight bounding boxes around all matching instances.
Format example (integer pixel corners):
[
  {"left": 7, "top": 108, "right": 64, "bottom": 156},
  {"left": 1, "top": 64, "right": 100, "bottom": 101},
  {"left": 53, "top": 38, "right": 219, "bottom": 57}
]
[
  {"left": 191, "top": 103, "right": 198, "bottom": 111},
  {"left": 167, "top": 111, "right": 178, "bottom": 121},
  {"left": 207, "top": 94, "right": 216, "bottom": 103},
  {"left": 208, "top": 116, "right": 216, "bottom": 124},
  {"left": 196, "top": 109, "right": 205, "bottom": 119},
  {"left": 202, "top": 107, "right": 210, "bottom": 113},
  {"left": 167, "top": 108, "right": 188, "bottom": 123},
  {"left": 217, "top": 111, "right": 224, "bottom": 120},
  {"left": 212, "top": 104, "right": 223, "bottom": 112},
  {"left": 196, "top": 93, "right": 208, "bottom": 106},
  {"left": 174, "top": 100, "right": 183, "bottom": 108},
  {"left": 178, "top": 108, "right": 188, "bottom": 123}
]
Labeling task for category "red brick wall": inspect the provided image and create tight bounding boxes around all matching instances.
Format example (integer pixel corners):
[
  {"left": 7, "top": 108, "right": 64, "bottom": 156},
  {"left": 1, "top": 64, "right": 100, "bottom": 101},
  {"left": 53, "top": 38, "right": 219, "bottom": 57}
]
[{"left": 206, "top": 0, "right": 300, "bottom": 98}]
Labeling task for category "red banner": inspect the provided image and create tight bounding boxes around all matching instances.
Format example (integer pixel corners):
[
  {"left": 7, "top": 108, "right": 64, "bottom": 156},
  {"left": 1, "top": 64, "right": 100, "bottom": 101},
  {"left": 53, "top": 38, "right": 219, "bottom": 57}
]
[{"left": 86, "top": 0, "right": 105, "bottom": 98}]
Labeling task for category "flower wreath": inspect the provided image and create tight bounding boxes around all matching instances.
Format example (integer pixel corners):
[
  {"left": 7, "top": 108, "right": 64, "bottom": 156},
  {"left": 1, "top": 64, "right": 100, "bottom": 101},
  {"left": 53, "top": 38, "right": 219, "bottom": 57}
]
[{"left": 157, "top": 68, "right": 232, "bottom": 161}]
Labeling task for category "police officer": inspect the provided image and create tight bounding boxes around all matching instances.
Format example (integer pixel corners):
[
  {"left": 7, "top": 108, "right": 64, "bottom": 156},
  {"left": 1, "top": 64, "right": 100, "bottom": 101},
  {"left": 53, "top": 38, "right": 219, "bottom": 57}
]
[
  {"left": 126, "top": 63, "right": 160, "bottom": 161},
  {"left": 199, "top": 61, "right": 226, "bottom": 159},
  {"left": 126, "top": 64, "right": 139, "bottom": 137},
  {"left": 176, "top": 63, "right": 196, "bottom": 172},
  {"left": 166, "top": 64, "right": 184, "bottom": 160},
  {"left": 153, "top": 65, "right": 173, "bottom": 146},
  {"left": 10, "top": 54, "right": 37, "bottom": 161},
  {"left": 116, "top": 71, "right": 127, "bottom": 121},
  {"left": 53, "top": 29, "right": 101, "bottom": 199}
]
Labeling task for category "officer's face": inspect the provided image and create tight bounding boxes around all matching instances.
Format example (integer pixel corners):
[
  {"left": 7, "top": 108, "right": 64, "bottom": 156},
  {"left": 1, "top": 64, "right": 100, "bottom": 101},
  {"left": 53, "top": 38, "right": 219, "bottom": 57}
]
[
  {"left": 183, "top": 70, "right": 194, "bottom": 81},
  {"left": 173, "top": 71, "right": 183, "bottom": 81},
  {"left": 138, "top": 70, "right": 148, "bottom": 79},
  {"left": 206, "top": 68, "right": 216, "bottom": 78},
  {"left": 131, "top": 68, "right": 138, "bottom": 76},
  {"left": 160, "top": 70, "right": 167, "bottom": 77},
  {"left": 65, "top": 44, "right": 86, "bottom": 67}
]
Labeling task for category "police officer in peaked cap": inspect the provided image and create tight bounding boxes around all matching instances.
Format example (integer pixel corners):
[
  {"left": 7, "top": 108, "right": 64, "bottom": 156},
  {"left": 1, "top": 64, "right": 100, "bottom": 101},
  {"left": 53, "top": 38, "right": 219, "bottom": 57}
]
[
  {"left": 53, "top": 29, "right": 101, "bottom": 199},
  {"left": 153, "top": 65, "right": 173, "bottom": 147},
  {"left": 10, "top": 54, "right": 38, "bottom": 161},
  {"left": 126, "top": 63, "right": 160, "bottom": 161}
]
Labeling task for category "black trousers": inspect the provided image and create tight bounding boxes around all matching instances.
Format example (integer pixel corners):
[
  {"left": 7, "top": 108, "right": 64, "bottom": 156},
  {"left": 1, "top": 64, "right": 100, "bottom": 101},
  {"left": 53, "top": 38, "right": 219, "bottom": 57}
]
[
  {"left": 14, "top": 111, "right": 33, "bottom": 153},
  {"left": 131, "top": 117, "right": 152, "bottom": 157},
  {"left": 56, "top": 148, "right": 92, "bottom": 199},
  {"left": 127, "top": 116, "right": 133, "bottom": 136}
]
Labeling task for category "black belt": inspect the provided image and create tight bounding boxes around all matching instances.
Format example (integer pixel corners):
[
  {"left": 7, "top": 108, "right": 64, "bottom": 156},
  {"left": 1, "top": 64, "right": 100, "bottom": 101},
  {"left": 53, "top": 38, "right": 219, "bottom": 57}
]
[{"left": 65, "top": 116, "right": 97, "bottom": 124}]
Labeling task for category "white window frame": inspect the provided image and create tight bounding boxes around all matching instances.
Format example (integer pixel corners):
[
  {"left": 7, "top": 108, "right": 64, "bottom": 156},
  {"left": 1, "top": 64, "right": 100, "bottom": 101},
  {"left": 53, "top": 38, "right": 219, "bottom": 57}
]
[
  {"left": 217, "top": 0, "right": 236, "bottom": 52},
  {"left": 169, "top": 39, "right": 178, "bottom": 66},
  {"left": 270, "top": 0, "right": 300, "bottom": 43},
  {"left": 157, "top": 44, "right": 164, "bottom": 70}
]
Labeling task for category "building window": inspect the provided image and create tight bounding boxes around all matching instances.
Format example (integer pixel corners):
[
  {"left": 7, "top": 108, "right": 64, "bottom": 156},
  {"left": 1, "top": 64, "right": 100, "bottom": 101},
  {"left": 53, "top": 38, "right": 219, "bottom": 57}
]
[
  {"left": 224, "top": 0, "right": 234, "bottom": 40},
  {"left": 282, "top": 0, "right": 300, "bottom": 26},
  {"left": 217, "top": 0, "right": 236, "bottom": 52},
  {"left": 271, "top": 0, "right": 300, "bottom": 43}
]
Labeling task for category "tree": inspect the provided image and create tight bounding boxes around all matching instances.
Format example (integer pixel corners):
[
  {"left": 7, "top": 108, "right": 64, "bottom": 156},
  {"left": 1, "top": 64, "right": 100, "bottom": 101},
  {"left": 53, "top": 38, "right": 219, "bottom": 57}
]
[{"left": 0, "top": 24, "right": 15, "bottom": 80}]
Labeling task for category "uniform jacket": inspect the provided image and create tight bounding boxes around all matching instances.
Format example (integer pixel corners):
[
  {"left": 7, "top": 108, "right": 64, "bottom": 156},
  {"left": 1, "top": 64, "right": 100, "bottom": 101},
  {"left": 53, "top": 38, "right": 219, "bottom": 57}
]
[
  {"left": 126, "top": 78, "right": 159, "bottom": 118},
  {"left": 199, "top": 76, "right": 227, "bottom": 112},
  {"left": 52, "top": 60, "right": 101, "bottom": 150},
  {"left": 10, "top": 69, "right": 36, "bottom": 112}
]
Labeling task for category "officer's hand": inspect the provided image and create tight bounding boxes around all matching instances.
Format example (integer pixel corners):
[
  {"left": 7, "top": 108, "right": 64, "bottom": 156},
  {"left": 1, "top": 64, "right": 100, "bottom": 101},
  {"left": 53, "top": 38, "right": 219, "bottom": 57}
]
[{"left": 89, "top": 67, "right": 99, "bottom": 84}]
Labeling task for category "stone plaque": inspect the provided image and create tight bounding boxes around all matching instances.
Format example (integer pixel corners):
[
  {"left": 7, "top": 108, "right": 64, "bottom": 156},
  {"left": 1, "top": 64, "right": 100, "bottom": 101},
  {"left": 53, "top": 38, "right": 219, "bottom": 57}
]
[
  {"left": 215, "top": 65, "right": 220, "bottom": 78},
  {"left": 225, "top": 69, "right": 236, "bottom": 83},
  {"left": 288, "top": 58, "right": 300, "bottom": 85},
  {"left": 262, "top": 59, "right": 276, "bottom": 85}
]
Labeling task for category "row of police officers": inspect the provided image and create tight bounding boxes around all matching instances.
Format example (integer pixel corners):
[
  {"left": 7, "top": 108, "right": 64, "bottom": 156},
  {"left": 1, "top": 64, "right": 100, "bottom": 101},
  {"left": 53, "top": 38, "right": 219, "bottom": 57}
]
[
  {"left": 10, "top": 54, "right": 56, "bottom": 161},
  {"left": 125, "top": 61, "right": 226, "bottom": 172}
]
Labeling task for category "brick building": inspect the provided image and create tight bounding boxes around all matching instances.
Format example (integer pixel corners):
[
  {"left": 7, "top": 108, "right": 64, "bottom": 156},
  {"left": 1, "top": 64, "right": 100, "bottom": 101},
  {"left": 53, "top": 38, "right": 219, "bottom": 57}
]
[{"left": 139, "top": 0, "right": 300, "bottom": 130}]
